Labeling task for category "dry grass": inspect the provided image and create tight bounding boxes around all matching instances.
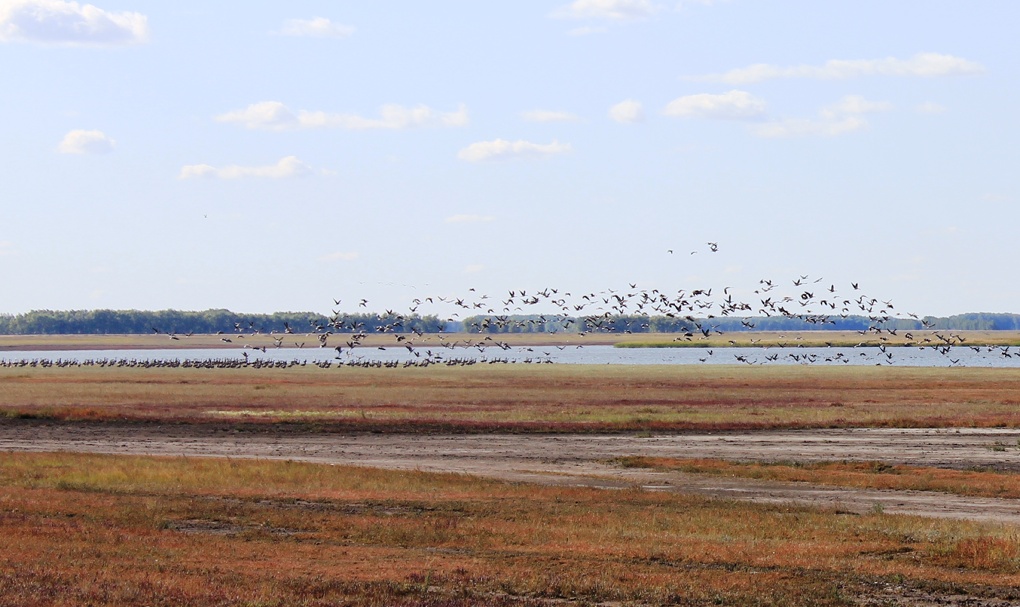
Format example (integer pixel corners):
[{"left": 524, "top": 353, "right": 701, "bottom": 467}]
[
  {"left": 3, "top": 364, "right": 1020, "bottom": 431},
  {"left": 616, "top": 456, "right": 1020, "bottom": 500},
  {"left": 2, "top": 452, "right": 1020, "bottom": 606}
]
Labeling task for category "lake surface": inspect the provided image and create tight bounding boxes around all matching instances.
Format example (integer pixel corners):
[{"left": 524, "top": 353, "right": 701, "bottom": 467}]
[{"left": 2, "top": 344, "right": 1018, "bottom": 367}]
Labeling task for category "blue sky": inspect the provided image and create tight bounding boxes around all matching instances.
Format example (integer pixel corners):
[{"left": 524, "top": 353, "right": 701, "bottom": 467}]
[{"left": 1, "top": 1, "right": 1016, "bottom": 318}]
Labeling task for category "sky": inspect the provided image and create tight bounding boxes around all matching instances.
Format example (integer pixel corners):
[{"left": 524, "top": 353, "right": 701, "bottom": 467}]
[{"left": 1, "top": 0, "right": 1017, "bottom": 319}]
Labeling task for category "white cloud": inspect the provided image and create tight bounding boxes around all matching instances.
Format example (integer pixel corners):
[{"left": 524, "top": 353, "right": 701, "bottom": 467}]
[
  {"left": 663, "top": 90, "right": 765, "bottom": 120},
  {"left": 216, "top": 101, "right": 299, "bottom": 131},
  {"left": 752, "top": 95, "right": 890, "bottom": 138},
  {"left": 0, "top": 0, "right": 148, "bottom": 46},
  {"left": 280, "top": 17, "right": 353, "bottom": 38},
  {"left": 438, "top": 105, "right": 470, "bottom": 127},
  {"left": 457, "top": 139, "right": 572, "bottom": 162},
  {"left": 520, "top": 109, "right": 580, "bottom": 123},
  {"left": 318, "top": 251, "right": 360, "bottom": 262},
  {"left": 917, "top": 101, "right": 947, "bottom": 115},
  {"left": 445, "top": 214, "right": 495, "bottom": 224},
  {"left": 216, "top": 101, "right": 469, "bottom": 131},
  {"left": 57, "top": 129, "right": 114, "bottom": 154},
  {"left": 178, "top": 164, "right": 218, "bottom": 179},
  {"left": 820, "top": 95, "right": 892, "bottom": 118},
  {"left": 609, "top": 99, "right": 644, "bottom": 123},
  {"left": 178, "top": 156, "right": 313, "bottom": 180},
  {"left": 0, "top": 241, "right": 15, "bottom": 256},
  {"left": 697, "top": 52, "right": 984, "bottom": 85},
  {"left": 554, "top": 0, "right": 662, "bottom": 20}
]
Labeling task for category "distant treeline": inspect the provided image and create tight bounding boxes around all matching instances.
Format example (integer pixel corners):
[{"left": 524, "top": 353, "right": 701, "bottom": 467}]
[
  {"left": 2, "top": 309, "right": 1020, "bottom": 335},
  {"left": 0, "top": 309, "right": 445, "bottom": 335},
  {"left": 460, "top": 312, "right": 1020, "bottom": 334}
]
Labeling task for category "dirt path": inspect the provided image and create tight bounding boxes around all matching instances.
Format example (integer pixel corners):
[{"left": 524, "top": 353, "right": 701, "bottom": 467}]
[{"left": 4, "top": 422, "right": 1020, "bottom": 524}]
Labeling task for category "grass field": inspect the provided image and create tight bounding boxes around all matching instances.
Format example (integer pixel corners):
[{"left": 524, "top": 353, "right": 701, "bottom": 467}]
[
  {"left": 616, "top": 456, "right": 1020, "bottom": 500},
  {"left": 2, "top": 364, "right": 1020, "bottom": 430},
  {"left": 4, "top": 361, "right": 1020, "bottom": 604},
  {"left": 2, "top": 452, "right": 1020, "bottom": 606}
]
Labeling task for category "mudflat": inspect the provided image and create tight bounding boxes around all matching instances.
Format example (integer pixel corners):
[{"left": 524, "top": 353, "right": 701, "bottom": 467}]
[{"left": 5, "top": 420, "right": 1020, "bottom": 524}]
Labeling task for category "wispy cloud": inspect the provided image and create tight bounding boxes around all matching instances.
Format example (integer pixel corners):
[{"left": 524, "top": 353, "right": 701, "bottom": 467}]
[
  {"left": 0, "top": 0, "right": 148, "bottom": 46},
  {"left": 58, "top": 129, "right": 114, "bottom": 154},
  {"left": 318, "top": 251, "right": 360, "bottom": 262},
  {"left": 279, "top": 17, "right": 353, "bottom": 38},
  {"left": 695, "top": 53, "right": 984, "bottom": 84},
  {"left": 0, "top": 241, "right": 15, "bottom": 257},
  {"left": 663, "top": 90, "right": 765, "bottom": 120},
  {"left": 609, "top": 99, "right": 644, "bottom": 123},
  {"left": 553, "top": 0, "right": 662, "bottom": 21},
  {"left": 520, "top": 109, "right": 581, "bottom": 123},
  {"left": 752, "top": 95, "right": 891, "bottom": 138},
  {"left": 178, "top": 156, "right": 313, "bottom": 180},
  {"left": 821, "top": 95, "right": 892, "bottom": 118},
  {"left": 457, "top": 139, "right": 571, "bottom": 162},
  {"left": 445, "top": 214, "right": 495, "bottom": 224},
  {"left": 216, "top": 101, "right": 469, "bottom": 131}
]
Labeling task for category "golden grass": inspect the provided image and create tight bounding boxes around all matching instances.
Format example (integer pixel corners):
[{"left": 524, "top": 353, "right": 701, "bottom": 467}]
[
  {"left": 616, "top": 456, "right": 1020, "bottom": 500},
  {"left": 3, "top": 452, "right": 1020, "bottom": 606},
  {"left": 3, "top": 364, "right": 1020, "bottom": 430}
]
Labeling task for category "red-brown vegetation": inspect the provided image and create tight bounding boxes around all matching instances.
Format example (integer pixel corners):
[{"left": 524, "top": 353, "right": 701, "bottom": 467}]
[
  {"left": 2, "top": 453, "right": 1020, "bottom": 606},
  {"left": 617, "top": 457, "right": 1020, "bottom": 500},
  {"left": 3, "top": 365, "right": 1020, "bottom": 431}
]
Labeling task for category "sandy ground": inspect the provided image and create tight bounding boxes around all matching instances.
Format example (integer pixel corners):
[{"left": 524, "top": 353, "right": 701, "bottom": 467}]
[{"left": 3, "top": 422, "right": 1020, "bottom": 526}]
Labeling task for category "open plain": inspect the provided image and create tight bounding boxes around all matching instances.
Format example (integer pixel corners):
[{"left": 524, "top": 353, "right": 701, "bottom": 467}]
[{"left": 3, "top": 358, "right": 1020, "bottom": 605}]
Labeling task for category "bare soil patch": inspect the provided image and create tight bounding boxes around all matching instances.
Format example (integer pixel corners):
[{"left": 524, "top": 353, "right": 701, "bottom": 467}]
[{"left": 4, "top": 421, "right": 1020, "bottom": 525}]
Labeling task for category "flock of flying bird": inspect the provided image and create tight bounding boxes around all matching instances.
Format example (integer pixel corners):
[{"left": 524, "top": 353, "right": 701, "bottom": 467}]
[
  {"left": 193, "top": 241, "right": 998, "bottom": 368},
  {"left": 4, "top": 243, "right": 1007, "bottom": 369}
]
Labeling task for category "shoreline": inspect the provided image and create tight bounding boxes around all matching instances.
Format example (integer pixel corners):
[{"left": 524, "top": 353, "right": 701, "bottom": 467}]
[{"left": 3, "top": 329, "right": 1020, "bottom": 351}]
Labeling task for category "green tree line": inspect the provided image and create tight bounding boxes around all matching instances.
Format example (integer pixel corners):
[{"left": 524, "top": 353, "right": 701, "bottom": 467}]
[
  {"left": 0, "top": 309, "right": 445, "bottom": 335},
  {"left": 2, "top": 309, "right": 1019, "bottom": 335}
]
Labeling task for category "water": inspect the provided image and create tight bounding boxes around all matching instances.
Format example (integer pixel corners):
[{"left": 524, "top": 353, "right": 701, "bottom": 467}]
[{"left": 1, "top": 344, "right": 1018, "bottom": 367}]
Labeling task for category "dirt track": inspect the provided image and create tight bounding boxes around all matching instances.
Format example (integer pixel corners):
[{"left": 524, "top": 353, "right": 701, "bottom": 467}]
[{"left": 3, "top": 422, "right": 1020, "bottom": 525}]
